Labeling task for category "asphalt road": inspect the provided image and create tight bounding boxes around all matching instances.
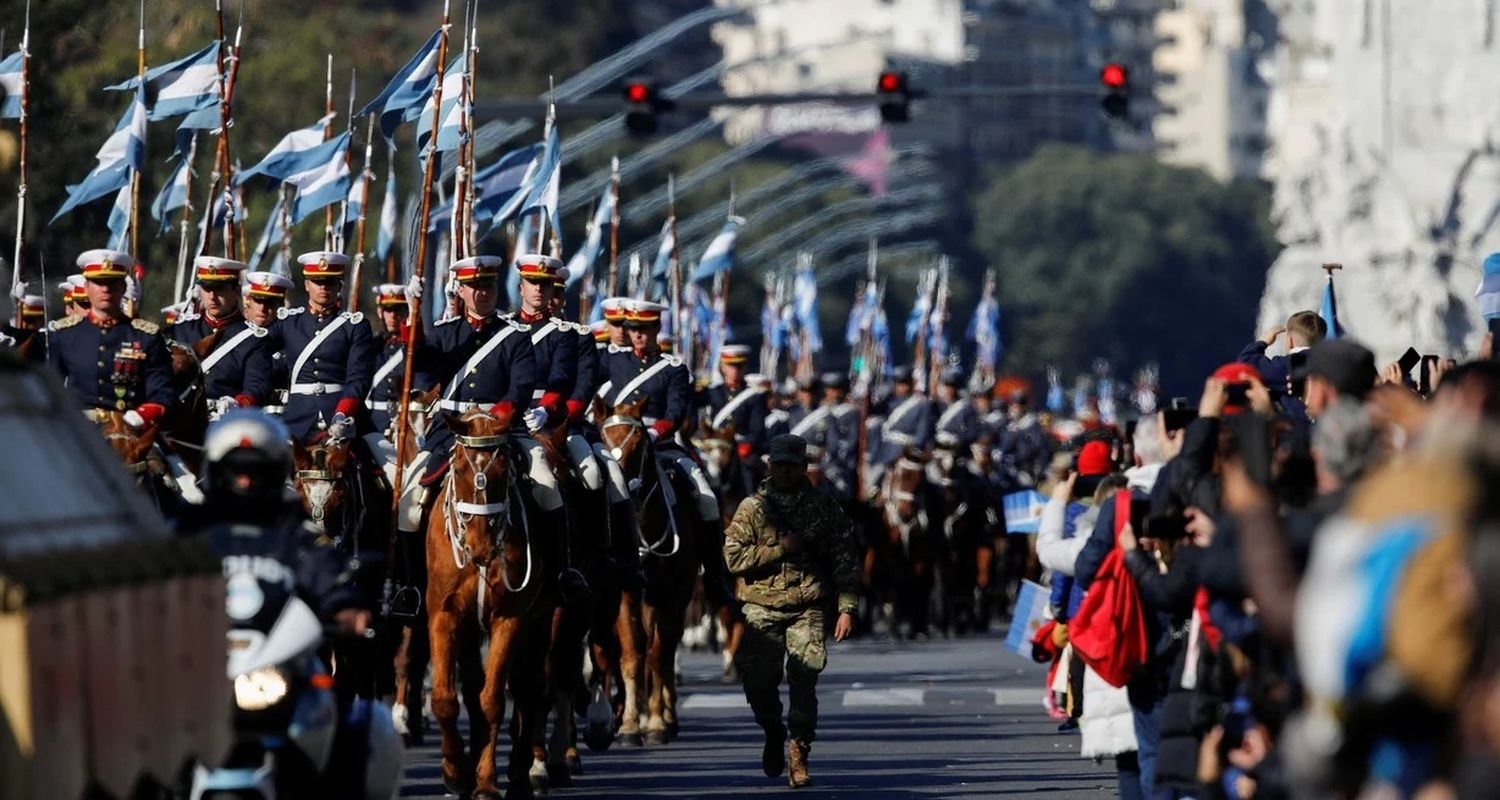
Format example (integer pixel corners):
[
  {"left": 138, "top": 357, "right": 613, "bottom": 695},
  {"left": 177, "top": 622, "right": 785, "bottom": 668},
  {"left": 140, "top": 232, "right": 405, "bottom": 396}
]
[{"left": 398, "top": 632, "right": 1115, "bottom": 799}]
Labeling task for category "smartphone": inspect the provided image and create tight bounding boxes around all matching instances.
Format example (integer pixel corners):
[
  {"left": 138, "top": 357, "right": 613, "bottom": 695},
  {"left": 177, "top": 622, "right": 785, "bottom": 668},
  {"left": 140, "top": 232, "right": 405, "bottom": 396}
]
[
  {"left": 1418, "top": 355, "right": 1441, "bottom": 396},
  {"left": 1225, "top": 382, "right": 1251, "bottom": 408},
  {"left": 1397, "top": 346, "right": 1421, "bottom": 377},
  {"left": 1229, "top": 412, "right": 1274, "bottom": 487}
]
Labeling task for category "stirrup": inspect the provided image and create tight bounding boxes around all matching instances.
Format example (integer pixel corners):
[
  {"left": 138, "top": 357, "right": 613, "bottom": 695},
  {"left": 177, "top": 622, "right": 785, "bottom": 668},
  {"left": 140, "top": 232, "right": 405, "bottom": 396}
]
[
  {"left": 558, "top": 567, "right": 591, "bottom": 607},
  {"left": 386, "top": 583, "right": 424, "bottom": 622}
]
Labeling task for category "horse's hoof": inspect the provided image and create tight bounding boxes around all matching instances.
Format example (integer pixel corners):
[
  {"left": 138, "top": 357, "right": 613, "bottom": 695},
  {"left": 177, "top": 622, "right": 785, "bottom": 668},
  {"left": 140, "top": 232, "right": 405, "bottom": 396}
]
[
  {"left": 615, "top": 731, "right": 643, "bottom": 748},
  {"left": 546, "top": 763, "right": 573, "bottom": 787},
  {"left": 644, "top": 729, "right": 668, "bottom": 746}
]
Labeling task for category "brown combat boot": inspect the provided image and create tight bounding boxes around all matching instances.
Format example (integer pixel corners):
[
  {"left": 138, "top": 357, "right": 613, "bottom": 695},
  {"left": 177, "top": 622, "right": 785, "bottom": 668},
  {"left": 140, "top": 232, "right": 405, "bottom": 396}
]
[{"left": 787, "top": 739, "right": 811, "bottom": 788}]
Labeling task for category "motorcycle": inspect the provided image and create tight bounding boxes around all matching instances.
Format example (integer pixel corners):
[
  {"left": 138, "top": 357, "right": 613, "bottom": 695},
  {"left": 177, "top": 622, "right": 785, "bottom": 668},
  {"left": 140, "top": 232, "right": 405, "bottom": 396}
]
[{"left": 190, "top": 590, "right": 402, "bottom": 799}]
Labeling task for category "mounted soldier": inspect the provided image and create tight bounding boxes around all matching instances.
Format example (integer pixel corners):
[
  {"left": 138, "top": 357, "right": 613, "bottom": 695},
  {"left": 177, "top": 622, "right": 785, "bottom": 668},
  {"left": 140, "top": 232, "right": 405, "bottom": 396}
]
[
  {"left": 705, "top": 344, "right": 770, "bottom": 461},
  {"left": 932, "top": 368, "right": 978, "bottom": 454},
  {"left": 1, "top": 293, "right": 47, "bottom": 363},
  {"left": 865, "top": 365, "right": 932, "bottom": 493},
  {"left": 46, "top": 249, "right": 174, "bottom": 431},
  {"left": 241, "top": 270, "right": 294, "bottom": 417},
  {"left": 276, "top": 252, "right": 377, "bottom": 441},
  {"left": 602, "top": 299, "right": 735, "bottom": 608},
  {"left": 166, "top": 257, "right": 273, "bottom": 415},
  {"left": 366, "top": 282, "right": 425, "bottom": 441}
]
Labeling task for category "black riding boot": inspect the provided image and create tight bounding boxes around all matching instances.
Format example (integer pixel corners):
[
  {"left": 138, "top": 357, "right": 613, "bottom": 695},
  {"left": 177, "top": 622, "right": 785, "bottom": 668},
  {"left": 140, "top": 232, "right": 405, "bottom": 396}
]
[
  {"left": 544, "top": 506, "right": 590, "bottom": 605},
  {"left": 608, "top": 499, "right": 645, "bottom": 590}
]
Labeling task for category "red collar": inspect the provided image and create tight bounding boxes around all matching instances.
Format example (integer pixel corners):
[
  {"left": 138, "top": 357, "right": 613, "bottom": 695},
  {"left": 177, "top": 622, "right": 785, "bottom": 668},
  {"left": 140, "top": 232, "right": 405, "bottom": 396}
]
[
  {"left": 517, "top": 309, "right": 546, "bottom": 324},
  {"left": 87, "top": 310, "right": 122, "bottom": 329},
  {"left": 203, "top": 310, "right": 242, "bottom": 330},
  {"left": 466, "top": 313, "right": 491, "bottom": 330}
]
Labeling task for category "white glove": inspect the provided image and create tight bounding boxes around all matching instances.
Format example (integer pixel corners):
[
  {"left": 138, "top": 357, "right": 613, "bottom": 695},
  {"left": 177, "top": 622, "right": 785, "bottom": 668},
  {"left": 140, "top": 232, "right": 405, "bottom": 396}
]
[
  {"left": 213, "top": 396, "right": 235, "bottom": 418},
  {"left": 123, "top": 410, "right": 146, "bottom": 430},
  {"left": 523, "top": 406, "right": 548, "bottom": 432},
  {"left": 646, "top": 427, "right": 660, "bottom": 441},
  {"left": 328, "top": 412, "right": 353, "bottom": 440},
  {"left": 405, "top": 276, "right": 423, "bottom": 304}
]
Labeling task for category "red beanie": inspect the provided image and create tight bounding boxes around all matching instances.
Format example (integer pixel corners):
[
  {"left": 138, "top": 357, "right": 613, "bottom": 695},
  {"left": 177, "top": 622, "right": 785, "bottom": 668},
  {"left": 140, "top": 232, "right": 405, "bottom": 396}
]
[{"left": 1077, "top": 440, "right": 1113, "bottom": 477}]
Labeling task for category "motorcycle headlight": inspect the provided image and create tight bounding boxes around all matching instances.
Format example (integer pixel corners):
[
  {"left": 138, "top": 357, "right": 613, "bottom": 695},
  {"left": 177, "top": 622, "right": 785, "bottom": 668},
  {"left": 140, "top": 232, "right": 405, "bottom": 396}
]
[{"left": 234, "top": 667, "right": 290, "bottom": 711}]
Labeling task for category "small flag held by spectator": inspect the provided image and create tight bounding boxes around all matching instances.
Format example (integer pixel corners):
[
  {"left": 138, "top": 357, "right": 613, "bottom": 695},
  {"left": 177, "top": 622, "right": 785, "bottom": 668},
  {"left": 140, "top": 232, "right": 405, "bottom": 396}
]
[{"left": 1003, "top": 490, "right": 1049, "bottom": 534}]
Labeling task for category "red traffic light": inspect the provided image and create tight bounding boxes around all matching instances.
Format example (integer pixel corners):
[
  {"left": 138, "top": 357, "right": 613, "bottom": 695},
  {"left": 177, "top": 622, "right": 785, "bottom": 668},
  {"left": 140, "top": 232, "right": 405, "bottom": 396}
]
[
  {"left": 625, "top": 82, "right": 651, "bottom": 104},
  {"left": 877, "top": 71, "right": 905, "bottom": 94},
  {"left": 1100, "top": 63, "right": 1128, "bottom": 89}
]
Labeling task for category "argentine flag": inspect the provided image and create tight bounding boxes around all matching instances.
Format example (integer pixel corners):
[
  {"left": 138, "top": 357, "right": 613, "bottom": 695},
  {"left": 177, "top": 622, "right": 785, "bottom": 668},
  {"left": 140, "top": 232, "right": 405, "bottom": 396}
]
[
  {"left": 342, "top": 175, "right": 367, "bottom": 230},
  {"left": 108, "top": 42, "right": 220, "bottom": 121},
  {"left": 106, "top": 183, "right": 133, "bottom": 250},
  {"left": 360, "top": 29, "right": 444, "bottom": 143},
  {"left": 0, "top": 48, "right": 23, "bottom": 119},
  {"left": 52, "top": 84, "right": 147, "bottom": 223},
  {"left": 376, "top": 162, "right": 398, "bottom": 262},
  {"left": 515, "top": 113, "right": 562, "bottom": 245},
  {"left": 249, "top": 194, "right": 286, "bottom": 272},
  {"left": 566, "top": 176, "right": 616, "bottom": 288},
  {"left": 691, "top": 220, "right": 739, "bottom": 283},
  {"left": 1002, "top": 490, "right": 1049, "bottom": 535},
  {"left": 151, "top": 154, "right": 193, "bottom": 234},
  {"left": 415, "top": 53, "right": 467, "bottom": 160},
  {"left": 237, "top": 115, "right": 336, "bottom": 185},
  {"left": 476, "top": 144, "right": 542, "bottom": 233},
  {"left": 286, "top": 133, "right": 352, "bottom": 225},
  {"left": 1478, "top": 253, "right": 1500, "bottom": 321},
  {"left": 793, "top": 261, "right": 821, "bottom": 351}
]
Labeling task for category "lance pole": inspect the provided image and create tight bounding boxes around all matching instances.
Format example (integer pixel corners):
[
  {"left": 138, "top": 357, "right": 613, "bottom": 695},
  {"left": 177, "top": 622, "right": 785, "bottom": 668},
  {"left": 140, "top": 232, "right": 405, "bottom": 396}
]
[
  {"left": 606, "top": 156, "right": 620, "bottom": 295},
  {"left": 129, "top": 0, "right": 145, "bottom": 261},
  {"left": 389, "top": 2, "right": 453, "bottom": 580},
  {"left": 9, "top": 9, "right": 29, "bottom": 325},
  {"left": 348, "top": 113, "right": 376, "bottom": 313}
]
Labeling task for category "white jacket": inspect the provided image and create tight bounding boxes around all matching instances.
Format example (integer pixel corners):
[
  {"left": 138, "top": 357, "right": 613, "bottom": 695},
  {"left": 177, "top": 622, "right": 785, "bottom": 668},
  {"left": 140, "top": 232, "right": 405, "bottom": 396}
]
[
  {"left": 1035, "top": 499, "right": 1097, "bottom": 576},
  {"left": 1080, "top": 664, "right": 1138, "bottom": 758}
]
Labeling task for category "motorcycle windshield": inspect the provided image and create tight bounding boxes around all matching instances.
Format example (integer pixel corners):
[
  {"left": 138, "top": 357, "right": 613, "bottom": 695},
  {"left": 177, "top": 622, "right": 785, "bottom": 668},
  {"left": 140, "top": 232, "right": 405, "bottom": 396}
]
[{"left": 226, "top": 595, "right": 322, "bottom": 677}]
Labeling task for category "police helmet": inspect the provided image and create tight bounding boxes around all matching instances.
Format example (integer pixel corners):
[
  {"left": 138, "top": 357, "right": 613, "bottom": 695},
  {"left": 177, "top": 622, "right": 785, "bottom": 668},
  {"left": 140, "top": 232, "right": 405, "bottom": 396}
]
[{"left": 202, "top": 410, "right": 293, "bottom": 495}]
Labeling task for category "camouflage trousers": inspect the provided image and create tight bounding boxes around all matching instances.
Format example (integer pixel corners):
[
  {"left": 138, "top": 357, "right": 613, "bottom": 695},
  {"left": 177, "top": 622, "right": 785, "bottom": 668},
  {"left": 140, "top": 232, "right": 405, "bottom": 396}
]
[{"left": 735, "top": 602, "right": 828, "bottom": 743}]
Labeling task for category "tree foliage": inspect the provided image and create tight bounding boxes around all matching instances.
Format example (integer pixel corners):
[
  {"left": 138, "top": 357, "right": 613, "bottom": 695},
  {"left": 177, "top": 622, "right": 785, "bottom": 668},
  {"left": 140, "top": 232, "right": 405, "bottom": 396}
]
[{"left": 971, "top": 145, "right": 1279, "bottom": 391}]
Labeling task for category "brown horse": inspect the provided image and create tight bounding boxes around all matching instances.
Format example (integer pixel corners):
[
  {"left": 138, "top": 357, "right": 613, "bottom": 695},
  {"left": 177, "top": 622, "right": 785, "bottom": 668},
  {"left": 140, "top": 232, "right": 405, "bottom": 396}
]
[
  {"left": 597, "top": 398, "right": 701, "bottom": 745},
  {"left": 865, "top": 450, "right": 938, "bottom": 639},
  {"left": 426, "top": 408, "right": 552, "bottom": 799},
  {"left": 689, "top": 420, "right": 749, "bottom": 680}
]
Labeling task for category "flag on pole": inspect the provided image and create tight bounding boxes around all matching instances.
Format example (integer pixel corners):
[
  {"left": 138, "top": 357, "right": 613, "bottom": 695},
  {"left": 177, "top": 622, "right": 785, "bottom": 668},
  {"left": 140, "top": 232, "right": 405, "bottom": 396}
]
[
  {"left": 651, "top": 216, "right": 675, "bottom": 279},
  {"left": 517, "top": 108, "right": 562, "bottom": 247},
  {"left": 106, "top": 183, "right": 132, "bottom": 251},
  {"left": 249, "top": 194, "right": 286, "bottom": 272},
  {"left": 0, "top": 49, "right": 23, "bottom": 119},
  {"left": 1478, "top": 253, "right": 1500, "bottom": 321},
  {"left": 692, "top": 220, "right": 740, "bottom": 282},
  {"left": 52, "top": 84, "right": 147, "bottom": 222},
  {"left": 967, "top": 271, "right": 1002, "bottom": 380},
  {"left": 151, "top": 154, "right": 193, "bottom": 234},
  {"left": 793, "top": 258, "right": 821, "bottom": 352},
  {"left": 415, "top": 53, "right": 467, "bottom": 159},
  {"left": 236, "top": 114, "right": 337, "bottom": 184},
  {"left": 566, "top": 187, "right": 615, "bottom": 288},
  {"left": 376, "top": 160, "right": 398, "bottom": 262},
  {"left": 285, "top": 133, "right": 352, "bottom": 225},
  {"left": 906, "top": 269, "right": 934, "bottom": 344},
  {"left": 107, "top": 42, "right": 220, "bottom": 121},
  {"left": 342, "top": 175, "right": 367, "bottom": 230},
  {"left": 1319, "top": 274, "right": 1342, "bottom": 339},
  {"left": 432, "top": 143, "right": 539, "bottom": 233},
  {"left": 359, "top": 29, "right": 444, "bottom": 143}
]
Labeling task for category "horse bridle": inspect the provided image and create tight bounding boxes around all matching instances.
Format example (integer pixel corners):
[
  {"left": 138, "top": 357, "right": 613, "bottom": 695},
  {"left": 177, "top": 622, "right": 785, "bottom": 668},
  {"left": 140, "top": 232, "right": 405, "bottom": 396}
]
[
  {"left": 444, "top": 430, "right": 533, "bottom": 596},
  {"left": 883, "top": 456, "right": 930, "bottom": 543},
  {"left": 600, "top": 414, "right": 679, "bottom": 557},
  {"left": 294, "top": 446, "right": 352, "bottom": 531}
]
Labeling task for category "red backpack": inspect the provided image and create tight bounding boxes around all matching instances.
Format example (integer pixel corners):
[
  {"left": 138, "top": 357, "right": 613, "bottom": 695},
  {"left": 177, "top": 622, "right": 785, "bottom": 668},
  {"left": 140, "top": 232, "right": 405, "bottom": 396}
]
[{"left": 1067, "top": 489, "right": 1149, "bottom": 688}]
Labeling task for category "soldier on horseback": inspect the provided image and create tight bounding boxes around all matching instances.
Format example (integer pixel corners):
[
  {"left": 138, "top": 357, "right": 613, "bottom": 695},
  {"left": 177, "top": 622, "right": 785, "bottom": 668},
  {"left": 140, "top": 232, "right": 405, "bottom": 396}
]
[
  {"left": 932, "top": 369, "right": 979, "bottom": 453},
  {"left": 166, "top": 257, "right": 273, "bottom": 415},
  {"left": 365, "top": 283, "right": 421, "bottom": 442},
  {"left": 276, "top": 252, "right": 377, "bottom": 441},
  {"left": 602, "top": 299, "right": 736, "bottom": 608},
  {"left": 865, "top": 365, "right": 933, "bottom": 494},
  {"left": 46, "top": 249, "right": 174, "bottom": 430},
  {"left": 706, "top": 344, "right": 770, "bottom": 461},
  {"left": 398, "top": 255, "right": 573, "bottom": 586},
  {"left": 1, "top": 293, "right": 47, "bottom": 362},
  {"left": 240, "top": 271, "right": 294, "bottom": 417}
]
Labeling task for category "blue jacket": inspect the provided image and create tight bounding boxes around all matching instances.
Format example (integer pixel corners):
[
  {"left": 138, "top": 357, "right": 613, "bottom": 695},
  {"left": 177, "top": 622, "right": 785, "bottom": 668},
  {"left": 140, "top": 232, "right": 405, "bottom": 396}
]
[
  {"left": 46, "top": 314, "right": 175, "bottom": 412},
  {"left": 501, "top": 312, "right": 579, "bottom": 418},
  {"left": 168, "top": 315, "right": 273, "bottom": 404},
  {"left": 277, "top": 307, "right": 377, "bottom": 439},
  {"left": 602, "top": 347, "right": 692, "bottom": 434},
  {"left": 707, "top": 382, "right": 770, "bottom": 448}
]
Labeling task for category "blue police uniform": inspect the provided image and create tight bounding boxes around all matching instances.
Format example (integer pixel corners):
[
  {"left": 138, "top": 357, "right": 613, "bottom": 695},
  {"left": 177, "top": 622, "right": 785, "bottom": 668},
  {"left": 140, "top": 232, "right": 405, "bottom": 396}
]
[
  {"left": 168, "top": 313, "right": 273, "bottom": 404},
  {"left": 570, "top": 326, "right": 601, "bottom": 427},
  {"left": 367, "top": 333, "right": 434, "bottom": 437},
  {"left": 277, "top": 306, "right": 378, "bottom": 440},
  {"left": 46, "top": 313, "right": 175, "bottom": 413}
]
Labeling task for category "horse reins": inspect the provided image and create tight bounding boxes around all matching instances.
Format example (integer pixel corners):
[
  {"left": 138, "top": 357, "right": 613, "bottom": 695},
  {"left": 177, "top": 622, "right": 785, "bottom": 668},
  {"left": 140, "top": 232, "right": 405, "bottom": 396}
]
[
  {"left": 444, "top": 431, "right": 534, "bottom": 616},
  {"left": 602, "top": 414, "right": 679, "bottom": 557}
]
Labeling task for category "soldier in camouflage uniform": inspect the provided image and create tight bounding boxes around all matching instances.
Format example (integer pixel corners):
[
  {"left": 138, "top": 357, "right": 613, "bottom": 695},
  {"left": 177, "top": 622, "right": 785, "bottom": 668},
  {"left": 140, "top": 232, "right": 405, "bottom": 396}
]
[{"left": 723, "top": 433, "right": 861, "bottom": 789}]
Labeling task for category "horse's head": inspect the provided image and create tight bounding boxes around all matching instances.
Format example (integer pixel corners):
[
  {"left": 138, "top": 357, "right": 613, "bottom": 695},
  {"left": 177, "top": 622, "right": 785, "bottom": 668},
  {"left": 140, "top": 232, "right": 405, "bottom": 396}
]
[
  {"left": 692, "top": 418, "right": 737, "bottom": 486},
  {"left": 883, "top": 449, "right": 931, "bottom": 528},
  {"left": 442, "top": 407, "right": 515, "bottom": 566},
  {"left": 293, "top": 436, "right": 353, "bottom": 533},
  {"left": 167, "top": 339, "right": 204, "bottom": 398},
  {"left": 598, "top": 397, "right": 650, "bottom": 479},
  {"left": 400, "top": 384, "right": 444, "bottom": 445},
  {"left": 98, "top": 411, "right": 158, "bottom": 477}
]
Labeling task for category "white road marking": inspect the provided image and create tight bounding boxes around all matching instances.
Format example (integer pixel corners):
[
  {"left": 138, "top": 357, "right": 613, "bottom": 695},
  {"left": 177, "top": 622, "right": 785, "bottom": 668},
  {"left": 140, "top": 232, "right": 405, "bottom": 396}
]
[
  {"left": 842, "top": 688, "right": 926, "bottom": 707},
  {"left": 992, "top": 688, "right": 1042, "bottom": 707},
  {"left": 680, "top": 693, "right": 749, "bottom": 709}
]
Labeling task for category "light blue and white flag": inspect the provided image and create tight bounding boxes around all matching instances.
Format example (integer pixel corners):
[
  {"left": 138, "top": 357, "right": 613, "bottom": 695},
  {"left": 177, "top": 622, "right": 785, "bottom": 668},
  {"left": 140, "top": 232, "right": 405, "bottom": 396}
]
[
  {"left": 285, "top": 133, "right": 351, "bottom": 225},
  {"left": 0, "top": 48, "right": 24, "bottom": 119},
  {"left": 359, "top": 29, "right": 444, "bottom": 143},
  {"left": 108, "top": 42, "right": 219, "bottom": 121},
  {"left": 341, "top": 174, "right": 366, "bottom": 230},
  {"left": 516, "top": 111, "right": 561, "bottom": 245},
  {"left": 236, "top": 114, "right": 336, "bottom": 185},
  {"left": 1002, "top": 490, "right": 1049, "bottom": 535},
  {"left": 415, "top": 52, "right": 467, "bottom": 159},
  {"left": 106, "top": 182, "right": 132, "bottom": 250},
  {"left": 967, "top": 272, "right": 1002, "bottom": 372},
  {"left": 376, "top": 160, "right": 398, "bottom": 262},
  {"left": 249, "top": 194, "right": 286, "bottom": 272},
  {"left": 793, "top": 260, "right": 821, "bottom": 352},
  {"left": 151, "top": 154, "right": 192, "bottom": 234},
  {"left": 691, "top": 220, "right": 739, "bottom": 283},
  {"left": 1479, "top": 253, "right": 1500, "bottom": 321},
  {"left": 906, "top": 268, "right": 934, "bottom": 344},
  {"left": 52, "top": 84, "right": 147, "bottom": 222},
  {"left": 1321, "top": 273, "right": 1343, "bottom": 338},
  {"left": 566, "top": 172, "right": 616, "bottom": 288}
]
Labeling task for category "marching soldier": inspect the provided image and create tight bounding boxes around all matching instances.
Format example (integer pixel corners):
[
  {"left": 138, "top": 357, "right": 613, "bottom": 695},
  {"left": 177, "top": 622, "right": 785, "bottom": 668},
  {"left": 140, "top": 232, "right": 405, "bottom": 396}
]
[
  {"left": 366, "top": 282, "right": 423, "bottom": 441},
  {"left": 601, "top": 296, "right": 629, "bottom": 348},
  {"left": 58, "top": 274, "right": 88, "bottom": 319},
  {"left": 2, "top": 294, "right": 48, "bottom": 362},
  {"left": 242, "top": 271, "right": 294, "bottom": 416},
  {"left": 46, "top": 249, "right": 174, "bottom": 429},
  {"left": 724, "top": 433, "right": 860, "bottom": 789},
  {"left": 278, "top": 252, "right": 377, "bottom": 441},
  {"left": 602, "top": 300, "right": 735, "bottom": 608},
  {"left": 865, "top": 366, "right": 932, "bottom": 492},
  {"left": 167, "top": 257, "right": 273, "bottom": 414}
]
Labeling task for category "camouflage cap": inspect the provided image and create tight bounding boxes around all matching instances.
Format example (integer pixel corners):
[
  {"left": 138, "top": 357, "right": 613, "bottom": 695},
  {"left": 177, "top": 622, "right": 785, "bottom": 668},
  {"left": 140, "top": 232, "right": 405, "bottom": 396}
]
[{"left": 768, "top": 433, "right": 809, "bottom": 465}]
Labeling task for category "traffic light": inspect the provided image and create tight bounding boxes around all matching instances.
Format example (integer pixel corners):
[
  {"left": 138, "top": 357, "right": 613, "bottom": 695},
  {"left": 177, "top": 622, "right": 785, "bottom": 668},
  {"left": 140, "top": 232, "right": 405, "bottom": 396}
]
[
  {"left": 623, "top": 79, "right": 669, "bottom": 137},
  {"left": 876, "top": 70, "right": 910, "bottom": 123},
  {"left": 1100, "top": 63, "right": 1129, "bottom": 119}
]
